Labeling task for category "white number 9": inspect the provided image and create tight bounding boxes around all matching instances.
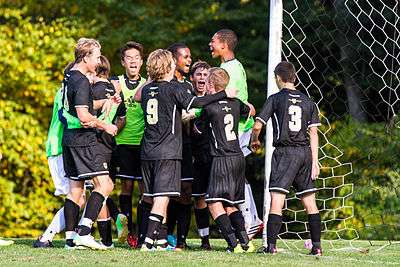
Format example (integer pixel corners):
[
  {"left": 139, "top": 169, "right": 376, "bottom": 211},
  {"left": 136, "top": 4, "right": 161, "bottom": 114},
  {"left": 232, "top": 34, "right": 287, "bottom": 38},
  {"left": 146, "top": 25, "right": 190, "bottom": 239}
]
[{"left": 146, "top": 98, "right": 158, "bottom": 125}]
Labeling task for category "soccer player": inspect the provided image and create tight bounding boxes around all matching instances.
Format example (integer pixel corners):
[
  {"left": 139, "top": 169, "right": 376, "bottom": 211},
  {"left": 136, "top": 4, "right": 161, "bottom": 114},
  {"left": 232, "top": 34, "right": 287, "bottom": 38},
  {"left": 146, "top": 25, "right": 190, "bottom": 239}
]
[
  {"left": 33, "top": 62, "right": 85, "bottom": 248},
  {"left": 209, "top": 29, "right": 263, "bottom": 239},
  {"left": 91, "top": 55, "right": 128, "bottom": 248},
  {"left": 196, "top": 67, "right": 255, "bottom": 253},
  {"left": 166, "top": 43, "right": 194, "bottom": 249},
  {"left": 61, "top": 38, "right": 117, "bottom": 250},
  {"left": 137, "top": 49, "right": 236, "bottom": 251},
  {"left": 110, "top": 41, "right": 148, "bottom": 248},
  {"left": 189, "top": 60, "right": 213, "bottom": 249},
  {"left": 250, "top": 61, "right": 322, "bottom": 255}
]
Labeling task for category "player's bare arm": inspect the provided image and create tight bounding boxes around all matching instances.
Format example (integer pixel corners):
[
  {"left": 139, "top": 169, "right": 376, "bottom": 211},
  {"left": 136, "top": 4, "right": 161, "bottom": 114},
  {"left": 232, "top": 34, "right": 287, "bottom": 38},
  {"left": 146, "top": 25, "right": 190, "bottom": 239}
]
[
  {"left": 309, "top": 126, "right": 319, "bottom": 180},
  {"left": 77, "top": 107, "right": 117, "bottom": 136},
  {"left": 250, "top": 120, "right": 263, "bottom": 152}
]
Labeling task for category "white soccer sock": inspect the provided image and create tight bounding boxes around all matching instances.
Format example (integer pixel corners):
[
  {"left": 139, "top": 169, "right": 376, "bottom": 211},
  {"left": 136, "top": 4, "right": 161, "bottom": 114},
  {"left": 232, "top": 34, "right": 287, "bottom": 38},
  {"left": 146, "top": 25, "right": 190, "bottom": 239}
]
[
  {"left": 239, "top": 183, "right": 262, "bottom": 232},
  {"left": 40, "top": 207, "right": 65, "bottom": 242}
]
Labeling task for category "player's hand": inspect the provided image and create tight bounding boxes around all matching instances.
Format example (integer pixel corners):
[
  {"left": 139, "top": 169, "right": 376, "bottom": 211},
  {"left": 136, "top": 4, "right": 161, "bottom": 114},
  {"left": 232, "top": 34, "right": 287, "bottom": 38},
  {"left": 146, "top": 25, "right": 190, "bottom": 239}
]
[
  {"left": 311, "top": 162, "right": 320, "bottom": 180},
  {"left": 82, "top": 120, "right": 96, "bottom": 128},
  {"left": 250, "top": 140, "right": 261, "bottom": 153},
  {"left": 111, "top": 80, "right": 121, "bottom": 93},
  {"left": 111, "top": 93, "right": 122, "bottom": 105},
  {"left": 105, "top": 124, "right": 118, "bottom": 136},
  {"left": 182, "top": 109, "right": 195, "bottom": 122},
  {"left": 225, "top": 87, "right": 237, "bottom": 98}
]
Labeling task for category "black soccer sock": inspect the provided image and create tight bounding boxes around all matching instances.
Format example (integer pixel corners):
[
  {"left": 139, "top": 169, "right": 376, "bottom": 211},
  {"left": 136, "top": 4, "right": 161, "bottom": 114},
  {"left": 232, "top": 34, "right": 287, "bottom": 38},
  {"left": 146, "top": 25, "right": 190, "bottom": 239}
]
[
  {"left": 98, "top": 218, "right": 112, "bottom": 247},
  {"left": 157, "top": 223, "right": 168, "bottom": 248},
  {"left": 78, "top": 191, "right": 105, "bottom": 236},
  {"left": 229, "top": 210, "right": 249, "bottom": 246},
  {"left": 267, "top": 214, "right": 282, "bottom": 246},
  {"left": 308, "top": 213, "right": 321, "bottom": 248},
  {"left": 215, "top": 213, "right": 238, "bottom": 249},
  {"left": 106, "top": 197, "right": 120, "bottom": 222},
  {"left": 64, "top": 199, "right": 80, "bottom": 244},
  {"left": 177, "top": 203, "right": 192, "bottom": 245},
  {"left": 138, "top": 201, "right": 152, "bottom": 245},
  {"left": 194, "top": 207, "right": 210, "bottom": 238},
  {"left": 119, "top": 194, "right": 133, "bottom": 233},
  {"left": 166, "top": 200, "right": 178, "bottom": 235},
  {"left": 144, "top": 213, "right": 163, "bottom": 249}
]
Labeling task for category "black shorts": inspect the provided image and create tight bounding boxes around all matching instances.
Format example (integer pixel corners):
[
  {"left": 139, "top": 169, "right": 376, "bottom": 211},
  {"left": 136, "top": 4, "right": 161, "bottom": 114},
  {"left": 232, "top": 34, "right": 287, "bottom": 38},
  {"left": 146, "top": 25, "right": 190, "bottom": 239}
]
[
  {"left": 181, "top": 144, "right": 194, "bottom": 181},
  {"left": 63, "top": 144, "right": 110, "bottom": 181},
  {"left": 142, "top": 159, "right": 181, "bottom": 197},
  {"left": 269, "top": 146, "right": 317, "bottom": 197},
  {"left": 206, "top": 154, "right": 245, "bottom": 205},
  {"left": 112, "top": 145, "right": 142, "bottom": 180},
  {"left": 192, "top": 155, "right": 212, "bottom": 197}
]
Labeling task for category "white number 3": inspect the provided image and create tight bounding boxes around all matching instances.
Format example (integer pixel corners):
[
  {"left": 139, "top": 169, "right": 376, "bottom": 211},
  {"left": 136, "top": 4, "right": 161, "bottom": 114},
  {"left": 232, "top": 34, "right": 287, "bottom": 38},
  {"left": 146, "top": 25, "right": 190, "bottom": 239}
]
[{"left": 288, "top": 105, "right": 302, "bottom": 132}]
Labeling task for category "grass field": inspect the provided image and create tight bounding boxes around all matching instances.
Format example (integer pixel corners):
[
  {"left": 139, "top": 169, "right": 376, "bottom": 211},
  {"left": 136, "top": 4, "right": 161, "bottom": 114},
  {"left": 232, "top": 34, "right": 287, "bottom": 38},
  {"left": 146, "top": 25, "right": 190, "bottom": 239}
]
[{"left": 0, "top": 239, "right": 399, "bottom": 266}]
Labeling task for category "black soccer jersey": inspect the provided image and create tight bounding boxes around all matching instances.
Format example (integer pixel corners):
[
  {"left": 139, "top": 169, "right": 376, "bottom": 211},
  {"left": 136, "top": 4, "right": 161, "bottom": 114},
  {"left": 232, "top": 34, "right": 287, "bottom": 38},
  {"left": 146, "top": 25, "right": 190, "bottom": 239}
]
[
  {"left": 140, "top": 81, "right": 227, "bottom": 160},
  {"left": 198, "top": 98, "right": 251, "bottom": 157},
  {"left": 171, "top": 77, "right": 194, "bottom": 145},
  {"left": 256, "top": 88, "right": 320, "bottom": 147},
  {"left": 92, "top": 81, "right": 126, "bottom": 150},
  {"left": 61, "top": 70, "right": 97, "bottom": 147}
]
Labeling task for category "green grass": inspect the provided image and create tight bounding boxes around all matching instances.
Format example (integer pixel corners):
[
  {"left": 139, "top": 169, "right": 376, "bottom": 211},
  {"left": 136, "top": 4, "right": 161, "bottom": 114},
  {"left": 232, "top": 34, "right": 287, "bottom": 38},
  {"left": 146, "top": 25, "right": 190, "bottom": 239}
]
[{"left": 0, "top": 239, "right": 399, "bottom": 266}]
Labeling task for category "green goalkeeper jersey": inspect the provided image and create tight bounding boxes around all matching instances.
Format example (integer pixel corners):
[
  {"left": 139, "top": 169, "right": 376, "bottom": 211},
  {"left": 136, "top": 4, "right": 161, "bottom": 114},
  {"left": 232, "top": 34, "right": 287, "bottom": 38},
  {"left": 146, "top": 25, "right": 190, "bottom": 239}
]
[
  {"left": 45, "top": 88, "right": 63, "bottom": 157},
  {"left": 221, "top": 58, "right": 254, "bottom": 133},
  {"left": 115, "top": 75, "right": 146, "bottom": 145}
]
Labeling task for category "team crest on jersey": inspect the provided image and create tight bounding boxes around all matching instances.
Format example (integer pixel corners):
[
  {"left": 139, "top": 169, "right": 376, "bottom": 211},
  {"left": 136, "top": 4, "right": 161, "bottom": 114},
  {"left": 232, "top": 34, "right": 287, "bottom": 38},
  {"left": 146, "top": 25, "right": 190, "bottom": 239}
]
[
  {"left": 222, "top": 106, "right": 232, "bottom": 112},
  {"left": 289, "top": 98, "right": 302, "bottom": 104},
  {"left": 148, "top": 91, "right": 158, "bottom": 97},
  {"left": 116, "top": 167, "right": 120, "bottom": 173},
  {"left": 103, "top": 162, "right": 108, "bottom": 169},
  {"left": 126, "top": 96, "right": 137, "bottom": 107}
]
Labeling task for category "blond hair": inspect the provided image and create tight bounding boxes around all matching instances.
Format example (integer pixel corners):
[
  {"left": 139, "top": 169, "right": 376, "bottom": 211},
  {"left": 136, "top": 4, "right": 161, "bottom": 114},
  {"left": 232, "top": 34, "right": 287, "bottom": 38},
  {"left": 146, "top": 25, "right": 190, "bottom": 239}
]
[
  {"left": 146, "top": 49, "right": 174, "bottom": 81},
  {"left": 74, "top": 38, "right": 101, "bottom": 63},
  {"left": 208, "top": 67, "right": 230, "bottom": 91}
]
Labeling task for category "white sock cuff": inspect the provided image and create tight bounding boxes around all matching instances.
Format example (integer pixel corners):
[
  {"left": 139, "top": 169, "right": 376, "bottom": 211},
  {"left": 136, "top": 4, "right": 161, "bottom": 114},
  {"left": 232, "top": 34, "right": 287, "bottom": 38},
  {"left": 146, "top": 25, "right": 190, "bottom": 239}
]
[
  {"left": 198, "top": 228, "right": 209, "bottom": 237},
  {"left": 80, "top": 217, "right": 94, "bottom": 228},
  {"left": 97, "top": 217, "right": 111, "bottom": 222}
]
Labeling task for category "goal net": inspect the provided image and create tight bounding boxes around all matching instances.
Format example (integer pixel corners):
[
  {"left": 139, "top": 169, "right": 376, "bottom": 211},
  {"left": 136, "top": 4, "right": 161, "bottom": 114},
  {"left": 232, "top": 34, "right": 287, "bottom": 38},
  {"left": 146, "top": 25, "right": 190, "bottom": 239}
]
[{"left": 264, "top": 0, "right": 400, "bottom": 250}]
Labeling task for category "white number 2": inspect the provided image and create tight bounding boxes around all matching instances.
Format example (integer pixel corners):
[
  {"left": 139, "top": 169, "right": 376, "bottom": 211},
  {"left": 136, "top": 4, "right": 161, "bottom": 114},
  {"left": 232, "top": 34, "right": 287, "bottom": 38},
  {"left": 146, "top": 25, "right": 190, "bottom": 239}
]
[
  {"left": 146, "top": 98, "right": 158, "bottom": 125},
  {"left": 288, "top": 105, "right": 302, "bottom": 132},
  {"left": 224, "top": 114, "right": 237, "bottom": 141}
]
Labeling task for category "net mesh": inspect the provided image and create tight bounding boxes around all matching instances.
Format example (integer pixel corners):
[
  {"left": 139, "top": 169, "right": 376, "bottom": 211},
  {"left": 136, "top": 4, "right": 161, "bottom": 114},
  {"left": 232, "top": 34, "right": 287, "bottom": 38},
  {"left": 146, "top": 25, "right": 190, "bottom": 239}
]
[{"left": 276, "top": 0, "right": 399, "bottom": 250}]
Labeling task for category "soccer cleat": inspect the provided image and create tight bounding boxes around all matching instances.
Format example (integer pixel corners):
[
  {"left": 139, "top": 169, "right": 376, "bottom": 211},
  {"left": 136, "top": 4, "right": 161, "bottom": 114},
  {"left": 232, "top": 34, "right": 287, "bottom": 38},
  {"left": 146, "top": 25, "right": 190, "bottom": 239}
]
[
  {"left": 157, "top": 244, "right": 177, "bottom": 251},
  {"left": 140, "top": 244, "right": 156, "bottom": 252},
  {"left": 176, "top": 241, "right": 190, "bottom": 250},
  {"left": 309, "top": 246, "right": 322, "bottom": 256},
  {"left": 116, "top": 214, "right": 129, "bottom": 243},
  {"left": 99, "top": 241, "right": 114, "bottom": 249},
  {"left": 33, "top": 237, "right": 53, "bottom": 248},
  {"left": 0, "top": 239, "right": 14, "bottom": 246},
  {"left": 167, "top": 234, "right": 177, "bottom": 247},
  {"left": 227, "top": 245, "right": 244, "bottom": 253},
  {"left": 257, "top": 244, "right": 277, "bottom": 255},
  {"left": 127, "top": 233, "right": 138, "bottom": 248},
  {"left": 243, "top": 240, "right": 256, "bottom": 253},
  {"left": 73, "top": 234, "right": 107, "bottom": 250}
]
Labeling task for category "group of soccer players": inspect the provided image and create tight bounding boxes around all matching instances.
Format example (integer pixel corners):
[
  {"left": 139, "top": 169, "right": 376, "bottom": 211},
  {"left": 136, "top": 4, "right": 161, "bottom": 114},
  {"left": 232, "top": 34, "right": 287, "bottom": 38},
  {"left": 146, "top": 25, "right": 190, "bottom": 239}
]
[{"left": 32, "top": 28, "right": 323, "bottom": 256}]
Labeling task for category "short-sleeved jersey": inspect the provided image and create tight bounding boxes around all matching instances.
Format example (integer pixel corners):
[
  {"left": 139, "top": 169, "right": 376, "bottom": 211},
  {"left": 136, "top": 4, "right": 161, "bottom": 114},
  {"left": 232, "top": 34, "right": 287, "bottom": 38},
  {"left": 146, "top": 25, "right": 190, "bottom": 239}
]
[
  {"left": 61, "top": 70, "right": 97, "bottom": 147},
  {"left": 171, "top": 77, "right": 194, "bottom": 145},
  {"left": 140, "top": 81, "right": 227, "bottom": 160},
  {"left": 256, "top": 88, "right": 320, "bottom": 147},
  {"left": 198, "top": 98, "right": 251, "bottom": 157},
  {"left": 46, "top": 88, "right": 64, "bottom": 157},
  {"left": 220, "top": 58, "right": 254, "bottom": 132},
  {"left": 111, "top": 75, "right": 146, "bottom": 145},
  {"left": 92, "top": 81, "right": 126, "bottom": 151}
]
